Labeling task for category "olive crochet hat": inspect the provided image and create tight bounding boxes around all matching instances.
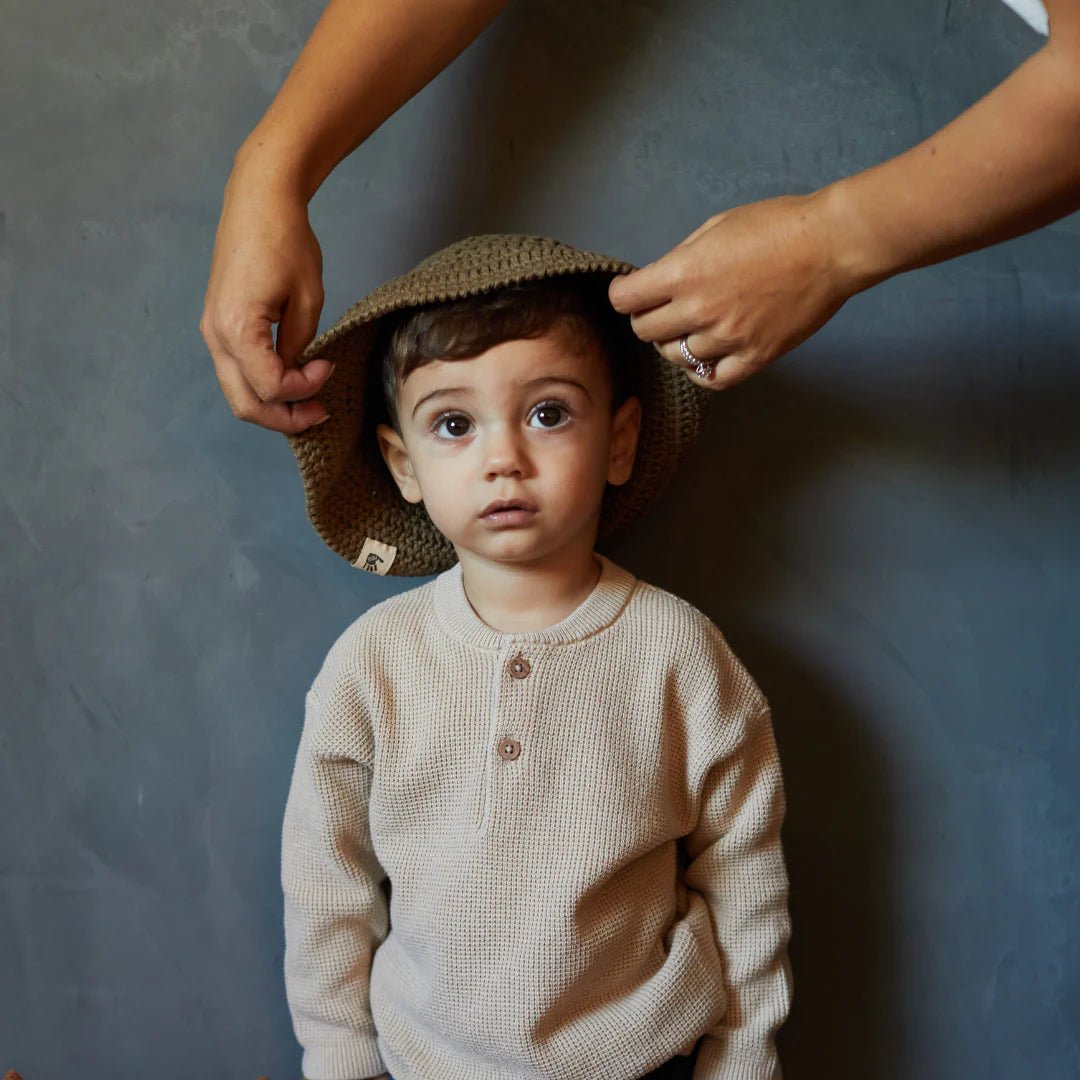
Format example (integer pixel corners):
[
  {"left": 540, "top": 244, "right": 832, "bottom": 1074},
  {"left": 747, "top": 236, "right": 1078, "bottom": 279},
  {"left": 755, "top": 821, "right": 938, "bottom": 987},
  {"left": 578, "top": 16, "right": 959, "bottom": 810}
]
[{"left": 286, "top": 233, "right": 713, "bottom": 576}]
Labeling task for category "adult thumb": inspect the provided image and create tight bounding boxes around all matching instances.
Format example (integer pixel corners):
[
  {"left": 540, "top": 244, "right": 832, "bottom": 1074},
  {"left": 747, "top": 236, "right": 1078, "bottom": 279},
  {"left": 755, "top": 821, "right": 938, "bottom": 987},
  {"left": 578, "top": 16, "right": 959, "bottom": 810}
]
[{"left": 276, "top": 288, "right": 325, "bottom": 368}]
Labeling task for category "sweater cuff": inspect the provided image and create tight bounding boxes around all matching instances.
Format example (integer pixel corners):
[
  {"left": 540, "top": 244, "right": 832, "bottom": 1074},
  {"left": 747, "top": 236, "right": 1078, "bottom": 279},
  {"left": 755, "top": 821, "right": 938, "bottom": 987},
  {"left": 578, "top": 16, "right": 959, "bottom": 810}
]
[
  {"left": 301, "top": 1035, "right": 386, "bottom": 1080},
  {"left": 692, "top": 1033, "right": 782, "bottom": 1080}
]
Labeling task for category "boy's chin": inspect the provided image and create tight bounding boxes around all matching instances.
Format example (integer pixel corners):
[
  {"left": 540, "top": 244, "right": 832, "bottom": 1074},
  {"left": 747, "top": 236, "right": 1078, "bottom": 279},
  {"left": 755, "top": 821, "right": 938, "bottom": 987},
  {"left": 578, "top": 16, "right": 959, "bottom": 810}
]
[
  {"left": 453, "top": 533, "right": 600, "bottom": 568},
  {"left": 452, "top": 539, "right": 542, "bottom": 563}
]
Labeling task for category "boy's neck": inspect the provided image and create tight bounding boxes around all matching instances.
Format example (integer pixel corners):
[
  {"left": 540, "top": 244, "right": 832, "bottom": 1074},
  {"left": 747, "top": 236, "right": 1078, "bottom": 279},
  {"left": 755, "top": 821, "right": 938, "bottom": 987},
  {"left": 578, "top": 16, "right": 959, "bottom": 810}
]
[{"left": 455, "top": 543, "right": 603, "bottom": 634}]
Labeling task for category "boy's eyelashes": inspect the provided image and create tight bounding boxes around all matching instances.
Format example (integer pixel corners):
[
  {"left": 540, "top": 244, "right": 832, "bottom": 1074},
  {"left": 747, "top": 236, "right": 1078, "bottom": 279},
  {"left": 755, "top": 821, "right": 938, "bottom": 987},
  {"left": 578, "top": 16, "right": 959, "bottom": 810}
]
[{"left": 426, "top": 398, "right": 574, "bottom": 441}]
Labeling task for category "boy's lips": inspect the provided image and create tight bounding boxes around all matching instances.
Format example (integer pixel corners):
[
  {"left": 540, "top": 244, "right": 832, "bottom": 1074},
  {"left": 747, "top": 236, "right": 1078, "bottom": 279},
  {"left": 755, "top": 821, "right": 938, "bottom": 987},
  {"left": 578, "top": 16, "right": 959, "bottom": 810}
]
[{"left": 479, "top": 498, "right": 538, "bottom": 518}]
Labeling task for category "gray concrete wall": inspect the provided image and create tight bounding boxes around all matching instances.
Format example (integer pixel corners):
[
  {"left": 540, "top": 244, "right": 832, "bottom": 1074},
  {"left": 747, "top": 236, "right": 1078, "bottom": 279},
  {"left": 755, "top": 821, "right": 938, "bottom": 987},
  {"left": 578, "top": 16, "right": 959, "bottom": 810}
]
[{"left": 2, "top": 1, "right": 1076, "bottom": 1077}]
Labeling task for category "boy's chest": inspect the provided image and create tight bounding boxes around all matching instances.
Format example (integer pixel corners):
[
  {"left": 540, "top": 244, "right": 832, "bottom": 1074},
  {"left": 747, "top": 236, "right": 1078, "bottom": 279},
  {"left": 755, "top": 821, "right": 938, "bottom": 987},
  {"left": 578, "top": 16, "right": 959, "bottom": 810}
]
[{"left": 366, "top": 639, "right": 690, "bottom": 856}]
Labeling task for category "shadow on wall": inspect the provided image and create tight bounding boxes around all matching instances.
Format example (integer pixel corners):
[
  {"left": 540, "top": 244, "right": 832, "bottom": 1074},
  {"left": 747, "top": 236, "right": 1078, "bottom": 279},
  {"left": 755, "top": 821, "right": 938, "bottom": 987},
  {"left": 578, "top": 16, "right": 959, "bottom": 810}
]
[
  {"left": 606, "top": 337, "right": 1080, "bottom": 1080},
  {"left": 737, "top": 630, "right": 892, "bottom": 1080}
]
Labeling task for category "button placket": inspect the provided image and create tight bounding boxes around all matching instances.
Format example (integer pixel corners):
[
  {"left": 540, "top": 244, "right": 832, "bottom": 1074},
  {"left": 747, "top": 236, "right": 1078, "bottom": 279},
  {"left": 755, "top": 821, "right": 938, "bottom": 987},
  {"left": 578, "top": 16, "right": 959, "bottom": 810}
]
[
  {"left": 507, "top": 651, "right": 531, "bottom": 679},
  {"left": 498, "top": 650, "right": 529, "bottom": 764},
  {"left": 477, "top": 645, "right": 533, "bottom": 834}
]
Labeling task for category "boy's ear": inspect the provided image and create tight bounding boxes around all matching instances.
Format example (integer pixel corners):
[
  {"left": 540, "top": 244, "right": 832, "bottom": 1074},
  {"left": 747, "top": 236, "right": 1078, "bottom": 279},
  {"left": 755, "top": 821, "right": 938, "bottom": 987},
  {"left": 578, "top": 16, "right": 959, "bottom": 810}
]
[
  {"left": 607, "top": 395, "right": 642, "bottom": 487},
  {"left": 375, "top": 422, "right": 424, "bottom": 504}
]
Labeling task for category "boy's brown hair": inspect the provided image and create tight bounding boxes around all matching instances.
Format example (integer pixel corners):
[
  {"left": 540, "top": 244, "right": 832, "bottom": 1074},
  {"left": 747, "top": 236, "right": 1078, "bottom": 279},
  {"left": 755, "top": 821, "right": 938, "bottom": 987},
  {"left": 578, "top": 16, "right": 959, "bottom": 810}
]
[{"left": 375, "top": 274, "right": 635, "bottom": 435}]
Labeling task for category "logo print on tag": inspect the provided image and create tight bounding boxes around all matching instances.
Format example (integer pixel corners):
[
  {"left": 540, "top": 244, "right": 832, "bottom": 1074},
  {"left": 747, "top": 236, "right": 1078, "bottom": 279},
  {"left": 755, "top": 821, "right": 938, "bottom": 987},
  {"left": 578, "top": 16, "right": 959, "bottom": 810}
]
[{"left": 354, "top": 537, "right": 397, "bottom": 575}]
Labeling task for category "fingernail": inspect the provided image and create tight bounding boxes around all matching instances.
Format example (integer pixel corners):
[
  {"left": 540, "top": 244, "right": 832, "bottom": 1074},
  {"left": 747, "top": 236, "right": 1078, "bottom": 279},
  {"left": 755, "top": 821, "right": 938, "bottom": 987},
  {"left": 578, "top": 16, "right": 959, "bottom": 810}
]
[{"left": 313, "top": 414, "right": 330, "bottom": 426}]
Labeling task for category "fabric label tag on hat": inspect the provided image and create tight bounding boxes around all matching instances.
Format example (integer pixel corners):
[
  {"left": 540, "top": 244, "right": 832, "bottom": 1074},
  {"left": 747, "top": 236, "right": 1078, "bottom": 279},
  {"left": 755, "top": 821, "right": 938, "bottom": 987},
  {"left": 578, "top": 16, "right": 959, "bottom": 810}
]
[{"left": 354, "top": 537, "right": 397, "bottom": 575}]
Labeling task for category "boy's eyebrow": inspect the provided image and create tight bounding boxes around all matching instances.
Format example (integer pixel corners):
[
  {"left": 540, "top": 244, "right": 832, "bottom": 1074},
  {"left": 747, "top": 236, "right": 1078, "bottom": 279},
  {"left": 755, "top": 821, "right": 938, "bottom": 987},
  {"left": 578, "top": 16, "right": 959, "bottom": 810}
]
[
  {"left": 411, "top": 387, "right": 470, "bottom": 419},
  {"left": 410, "top": 376, "right": 591, "bottom": 420},
  {"left": 521, "top": 375, "right": 594, "bottom": 401}
]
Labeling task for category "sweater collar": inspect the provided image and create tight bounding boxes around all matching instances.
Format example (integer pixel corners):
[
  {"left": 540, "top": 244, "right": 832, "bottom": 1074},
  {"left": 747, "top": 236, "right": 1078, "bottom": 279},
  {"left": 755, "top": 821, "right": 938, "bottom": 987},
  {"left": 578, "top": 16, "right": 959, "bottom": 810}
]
[{"left": 432, "top": 551, "right": 637, "bottom": 648}]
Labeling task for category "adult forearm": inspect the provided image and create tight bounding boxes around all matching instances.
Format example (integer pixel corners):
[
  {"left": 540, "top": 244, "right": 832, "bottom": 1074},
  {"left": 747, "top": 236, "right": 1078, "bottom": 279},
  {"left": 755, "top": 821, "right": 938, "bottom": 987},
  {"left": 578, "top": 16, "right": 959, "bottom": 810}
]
[
  {"left": 818, "top": 27, "right": 1080, "bottom": 293},
  {"left": 233, "top": 0, "right": 510, "bottom": 201}
]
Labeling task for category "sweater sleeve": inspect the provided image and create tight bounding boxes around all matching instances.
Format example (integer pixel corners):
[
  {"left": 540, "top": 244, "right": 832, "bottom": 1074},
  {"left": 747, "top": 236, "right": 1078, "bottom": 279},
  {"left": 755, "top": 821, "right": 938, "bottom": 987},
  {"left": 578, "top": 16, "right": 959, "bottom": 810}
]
[
  {"left": 684, "top": 690, "right": 793, "bottom": 1080},
  {"left": 281, "top": 633, "right": 390, "bottom": 1080}
]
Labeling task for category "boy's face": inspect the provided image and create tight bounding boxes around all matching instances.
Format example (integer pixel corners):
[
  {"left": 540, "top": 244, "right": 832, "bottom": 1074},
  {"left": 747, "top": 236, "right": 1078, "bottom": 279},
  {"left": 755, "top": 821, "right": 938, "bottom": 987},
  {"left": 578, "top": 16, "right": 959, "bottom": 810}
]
[{"left": 375, "top": 322, "right": 641, "bottom": 569}]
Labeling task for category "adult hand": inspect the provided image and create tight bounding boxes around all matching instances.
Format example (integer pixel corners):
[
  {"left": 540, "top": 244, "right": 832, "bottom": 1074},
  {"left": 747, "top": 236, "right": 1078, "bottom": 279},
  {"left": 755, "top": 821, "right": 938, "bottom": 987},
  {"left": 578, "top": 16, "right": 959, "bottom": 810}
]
[
  {"left": 200, "top": 152, "right": 334, "bottom": 433},
  {"left": 607, "top": 192, "right": 861, "bottom": 391}
]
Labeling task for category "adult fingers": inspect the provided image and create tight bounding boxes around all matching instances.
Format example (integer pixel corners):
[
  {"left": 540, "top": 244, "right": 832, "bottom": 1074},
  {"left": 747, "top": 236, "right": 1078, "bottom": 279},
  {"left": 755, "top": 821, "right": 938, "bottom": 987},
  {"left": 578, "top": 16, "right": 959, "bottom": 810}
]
[
  {"left": 211, "top": 341, "right": 333, "bottom": 432},
  {"left": 700, "top": 352, "right": 764, "bottom": 389},
  {"left": 201, "top": 254, "right": 333, "bottom": 433},
  {"left": 608, "top": 257, "right": 677, "bottom": 315},
  {"left": 628, "top": 293, "right": 728, "bottom": 348},
  {"left": 651, "top": 335, "right": 762, "bottom": 392},
  {"left": 608, "top": 211, "right": 728, "bottom": 315},
  {"left": 202, "top": 303, "right": 334, "bottom": 433},
  {"left": 202, "top": 266, "right": 327, "bottom": 404}
]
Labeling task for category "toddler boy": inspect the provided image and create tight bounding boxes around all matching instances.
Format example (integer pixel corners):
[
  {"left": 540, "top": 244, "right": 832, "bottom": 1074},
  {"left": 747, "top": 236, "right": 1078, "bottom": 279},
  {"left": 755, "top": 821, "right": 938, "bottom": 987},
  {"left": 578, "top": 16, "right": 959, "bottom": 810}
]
[{"left": 281, "top": 234, "right": 792, "bottom": 1080}]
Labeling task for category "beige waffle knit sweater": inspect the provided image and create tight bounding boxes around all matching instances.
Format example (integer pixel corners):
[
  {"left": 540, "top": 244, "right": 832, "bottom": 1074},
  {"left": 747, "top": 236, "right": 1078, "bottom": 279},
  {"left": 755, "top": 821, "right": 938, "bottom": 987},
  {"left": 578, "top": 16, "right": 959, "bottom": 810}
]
[{"left": 281, "top": 552, "right": 792, "bottom": 1080}]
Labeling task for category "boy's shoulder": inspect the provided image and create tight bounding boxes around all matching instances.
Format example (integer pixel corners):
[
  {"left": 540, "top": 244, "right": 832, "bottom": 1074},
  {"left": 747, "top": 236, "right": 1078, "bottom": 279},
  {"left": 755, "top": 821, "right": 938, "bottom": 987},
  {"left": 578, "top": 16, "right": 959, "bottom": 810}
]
[
  {"left": 357, "top": 573, "right": 440, "bottom": 632},
  {"left": 312, "top": 574, "right": 440, "bottom": 679},
  {"left": 626, "top": 570, "right": 768, "bottom": 716},
  {"left": 627, "top": 571, "right": 728, "bottom": 652}
]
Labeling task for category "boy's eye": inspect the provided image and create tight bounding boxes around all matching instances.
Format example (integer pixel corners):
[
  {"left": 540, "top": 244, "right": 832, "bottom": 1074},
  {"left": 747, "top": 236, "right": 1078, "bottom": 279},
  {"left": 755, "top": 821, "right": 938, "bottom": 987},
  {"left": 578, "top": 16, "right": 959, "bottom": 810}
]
[
  {"left": 429, "top": 399, "right": 571, "bottom": 440},
  {"left": 528, "top": 400, "right": 571, "bottom": 429},
  {"left": 431, "top": 413, "right": 472, "bottom": 439}
]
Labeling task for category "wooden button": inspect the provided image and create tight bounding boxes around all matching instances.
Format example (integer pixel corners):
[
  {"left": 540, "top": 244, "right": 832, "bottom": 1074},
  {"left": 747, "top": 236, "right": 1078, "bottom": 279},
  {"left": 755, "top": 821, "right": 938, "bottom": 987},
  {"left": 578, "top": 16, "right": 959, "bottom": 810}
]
[
  {"left": 508, "top": 652, "right": 531, "bottom": 679},
  {"left": 497, "top": 737, "right": 521, "bottom": 760}
]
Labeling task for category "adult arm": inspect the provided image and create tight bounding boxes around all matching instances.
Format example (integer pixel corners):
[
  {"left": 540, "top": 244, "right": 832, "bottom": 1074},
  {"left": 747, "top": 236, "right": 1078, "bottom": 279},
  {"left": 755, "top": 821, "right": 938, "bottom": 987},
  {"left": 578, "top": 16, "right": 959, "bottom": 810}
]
[
  {"left": 610, "top": 0, "right": 1080, "bottom": 389},
  {"left": 201, "top": 0, "right": 510, "bottom": 433}
]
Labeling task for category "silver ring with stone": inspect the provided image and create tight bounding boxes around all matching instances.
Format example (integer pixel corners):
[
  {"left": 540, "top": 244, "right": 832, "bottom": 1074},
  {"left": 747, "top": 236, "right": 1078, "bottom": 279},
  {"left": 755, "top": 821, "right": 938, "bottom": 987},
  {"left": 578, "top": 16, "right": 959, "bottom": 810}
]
[{"left": 680, "top": 335, "right": 715, "bottom": 378}]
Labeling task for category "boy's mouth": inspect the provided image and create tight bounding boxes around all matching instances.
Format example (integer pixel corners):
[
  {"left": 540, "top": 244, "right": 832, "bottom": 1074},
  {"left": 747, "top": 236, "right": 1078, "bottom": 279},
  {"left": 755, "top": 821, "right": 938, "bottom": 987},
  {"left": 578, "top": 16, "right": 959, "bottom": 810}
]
[{"left": 479, "top": 498, "right": 539, "bottom": 520}]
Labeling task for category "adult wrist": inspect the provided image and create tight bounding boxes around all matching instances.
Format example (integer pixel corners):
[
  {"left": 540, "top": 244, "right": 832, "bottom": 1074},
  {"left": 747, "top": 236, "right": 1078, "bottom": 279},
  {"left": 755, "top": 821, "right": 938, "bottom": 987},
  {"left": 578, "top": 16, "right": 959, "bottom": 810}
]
[
  {"left": 809, "top": 177, "right": 903, "bottom": 298},
  {"left": 231, "top": 124, "right": 324, "bottom": 204}
]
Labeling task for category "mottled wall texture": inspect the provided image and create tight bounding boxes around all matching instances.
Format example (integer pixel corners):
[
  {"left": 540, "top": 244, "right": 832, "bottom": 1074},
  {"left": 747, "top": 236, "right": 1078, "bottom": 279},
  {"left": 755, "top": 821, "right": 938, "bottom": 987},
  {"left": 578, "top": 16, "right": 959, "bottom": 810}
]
[{"left": 2, "top": 1, "right": 1076, "bottom": 1077}]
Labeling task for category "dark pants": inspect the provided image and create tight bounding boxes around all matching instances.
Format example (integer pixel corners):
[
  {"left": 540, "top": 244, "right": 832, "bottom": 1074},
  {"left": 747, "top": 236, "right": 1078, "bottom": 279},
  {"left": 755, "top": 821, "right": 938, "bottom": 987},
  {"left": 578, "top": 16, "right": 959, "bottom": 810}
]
[
  {"left": 387, "top": 1046, "right": 696, "bottom": 1079},
  {"left": 638, "top": 1048, "right": 696, "bottom": 1079}
]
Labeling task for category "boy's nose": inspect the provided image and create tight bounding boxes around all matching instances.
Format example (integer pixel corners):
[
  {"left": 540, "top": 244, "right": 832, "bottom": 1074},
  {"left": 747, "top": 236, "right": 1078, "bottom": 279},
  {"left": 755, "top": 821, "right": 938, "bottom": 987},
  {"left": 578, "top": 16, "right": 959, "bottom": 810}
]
[
  {"left": 485, "top": 454, "right": 525, "bottom": 479},
  {"left": 482, "top": 425, "right": 528, "bottom": 478}
]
